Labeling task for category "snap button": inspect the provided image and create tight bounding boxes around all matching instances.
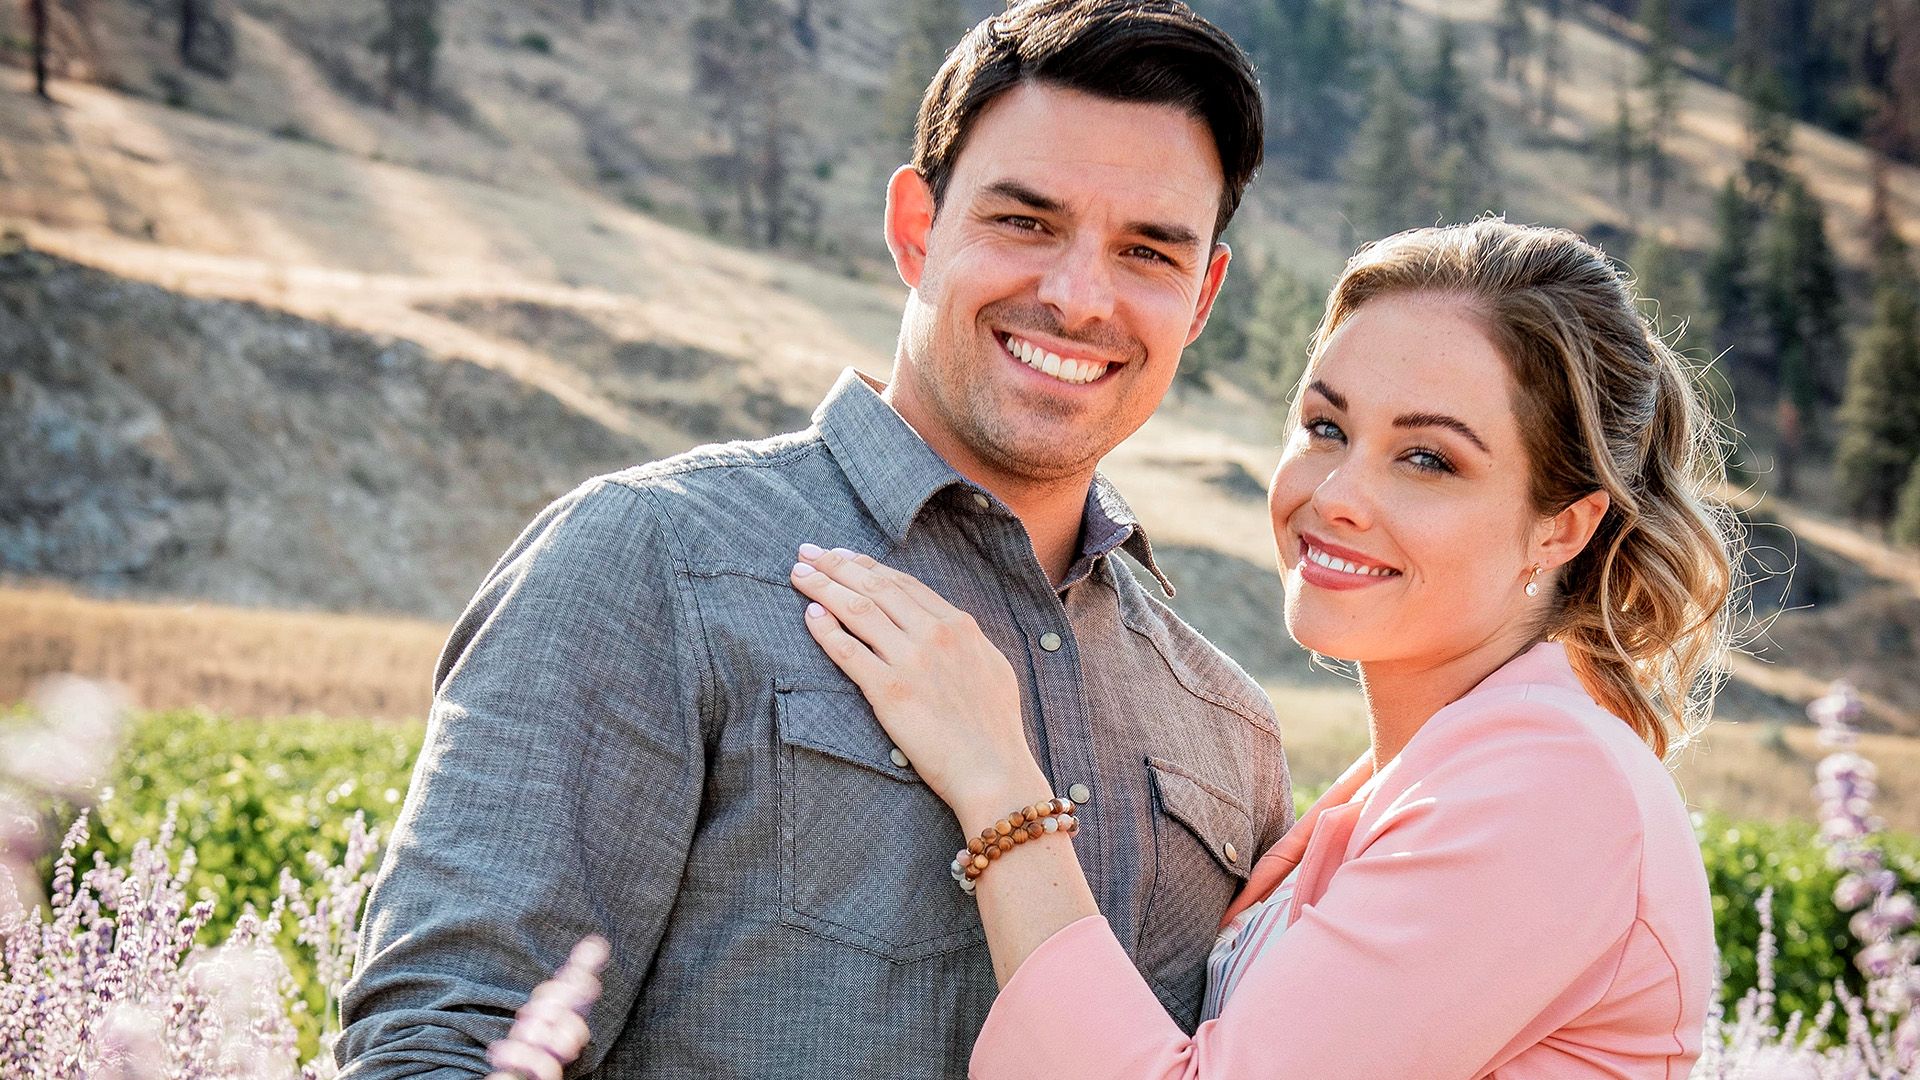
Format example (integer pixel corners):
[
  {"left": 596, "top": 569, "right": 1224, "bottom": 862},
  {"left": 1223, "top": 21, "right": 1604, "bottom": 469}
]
[
  {"left": 970, "top": 492, "right": 991, "bottom": 511},
  {"left": 1223, "top": 842, "right": 1239, "bottom": 864},
  {"left": 889, "top": 747, "right": 911, "bottom": 769},
  {"left": 1039, "top": 632, "right": 1063, "bottom": 652},
  {"left": 1068, "top": 782, "right": 1091, "bottom": 805}
]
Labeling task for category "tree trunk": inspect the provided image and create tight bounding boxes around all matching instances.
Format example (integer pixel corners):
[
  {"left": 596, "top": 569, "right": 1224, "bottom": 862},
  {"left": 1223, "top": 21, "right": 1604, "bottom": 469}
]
[{"left": 29, "top": 0, "right": 50, "bottom": 99}]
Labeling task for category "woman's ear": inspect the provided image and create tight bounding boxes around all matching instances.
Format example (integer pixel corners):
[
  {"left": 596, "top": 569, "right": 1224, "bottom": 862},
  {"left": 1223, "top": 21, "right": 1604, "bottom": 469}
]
[
  {"left": 885, "top": 165, "right": 935, "bottom": 290},
  {"left": 1536, "top": 489, "right": 1611, "bottom": 573}
]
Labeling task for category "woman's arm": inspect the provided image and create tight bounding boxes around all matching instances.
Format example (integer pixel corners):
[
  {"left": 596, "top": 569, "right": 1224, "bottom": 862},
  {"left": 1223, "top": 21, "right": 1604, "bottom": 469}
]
[{"left": 788, "top": 545, "right": 1100, "bottom": 987}]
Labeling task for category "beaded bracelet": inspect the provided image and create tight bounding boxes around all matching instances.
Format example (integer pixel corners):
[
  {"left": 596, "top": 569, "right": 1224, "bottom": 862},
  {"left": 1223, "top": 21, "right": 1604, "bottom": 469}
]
[{"left": 948, "top": 796, "right": 1080, "bottom": 895}]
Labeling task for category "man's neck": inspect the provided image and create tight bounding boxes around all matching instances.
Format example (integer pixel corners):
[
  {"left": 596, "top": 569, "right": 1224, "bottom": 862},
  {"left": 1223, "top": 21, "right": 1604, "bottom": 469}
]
[{"left": 877, "top": 378, "right": 1092, "bottom": 587}]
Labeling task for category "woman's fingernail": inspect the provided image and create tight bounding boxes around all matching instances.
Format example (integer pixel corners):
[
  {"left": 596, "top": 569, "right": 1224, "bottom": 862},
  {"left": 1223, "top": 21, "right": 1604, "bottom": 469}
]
[
  {"left": 807, "top": 602, "right": 826, "bottom": 619},
  {"left": 798, "top": 543, "right": 825, "bottom": 559},
  {"left": 831, "top": 547, "right": 858, "bottom": 559},
  {"left": 792, "top": 562, "right": 814, "bottom": 577}
]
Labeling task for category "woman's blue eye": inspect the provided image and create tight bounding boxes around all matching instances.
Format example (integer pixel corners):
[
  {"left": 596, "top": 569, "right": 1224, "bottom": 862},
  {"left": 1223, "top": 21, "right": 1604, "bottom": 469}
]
[
  {"left": 1406, "top": 449, "right": 1456, "bottom": 474},
  {"left": 1304, "top": 417, "right": 1343, "bottom": 441}
]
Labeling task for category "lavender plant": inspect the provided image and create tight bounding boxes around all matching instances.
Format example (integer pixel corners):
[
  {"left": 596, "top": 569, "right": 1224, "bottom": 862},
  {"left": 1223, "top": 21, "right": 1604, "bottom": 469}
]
[{"left": 1694, "top": 683, "right": 1920, "bottom": 1078}]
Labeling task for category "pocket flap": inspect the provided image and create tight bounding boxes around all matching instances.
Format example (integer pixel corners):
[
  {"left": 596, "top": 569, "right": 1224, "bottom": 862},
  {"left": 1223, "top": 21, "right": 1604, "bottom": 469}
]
[
  {"left": 774, "top": 686, "right": 920, "bottom": 785},
  {"left": 1147, "top": 757, "right": 1254, "bottom": 880}
]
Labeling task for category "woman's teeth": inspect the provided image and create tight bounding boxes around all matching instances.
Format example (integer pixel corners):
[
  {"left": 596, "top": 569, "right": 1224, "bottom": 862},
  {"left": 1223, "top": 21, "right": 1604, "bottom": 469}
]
[
  {"left": 1305, "top": 541, "right": 1398, "bottom": 577},
  {"left": 1006, "top": 334, "right": 1110, "bottom": 385}
]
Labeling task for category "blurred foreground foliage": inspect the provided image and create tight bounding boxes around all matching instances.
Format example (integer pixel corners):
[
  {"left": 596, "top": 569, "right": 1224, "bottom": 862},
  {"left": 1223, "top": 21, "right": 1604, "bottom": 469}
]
[
  {"left": 45, "top": 709, "right": 423, "bottom": 1060},
  {"left": 39, "top": 711, "right": 1920, "bottom": 1055}
]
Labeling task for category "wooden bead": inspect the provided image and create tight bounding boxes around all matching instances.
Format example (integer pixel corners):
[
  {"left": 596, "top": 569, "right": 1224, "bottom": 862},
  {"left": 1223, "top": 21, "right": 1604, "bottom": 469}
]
[
  {"left": 995, "top": 820, "right": 1013, "bottom": 837},
  {"left": 1011, "top": 829, "right": 1027, "bottom": 844},
  {"left": 981, "top": 827, "right": 999, "bottom": 844},
  {"left": 996, "top": 836, "right": 1014, "bottom": 854},
  {"left": 968, "top": 838, "right": 986, "bottom": 856},
  {"left": 1026, "top": 821, "right": 1044, "bottom": 840},
  {"left": 972, "top": 854, "right": 990, "bottom": 872}
]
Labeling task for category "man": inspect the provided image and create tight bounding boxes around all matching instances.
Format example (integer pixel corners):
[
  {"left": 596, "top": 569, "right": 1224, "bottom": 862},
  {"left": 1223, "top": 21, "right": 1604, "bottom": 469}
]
[{"left": 338, "top": 2, "right": 1291, "bottom": 1076}]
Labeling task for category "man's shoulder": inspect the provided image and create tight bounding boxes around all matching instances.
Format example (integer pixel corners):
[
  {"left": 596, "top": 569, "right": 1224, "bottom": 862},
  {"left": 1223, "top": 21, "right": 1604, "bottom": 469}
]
[
  {"left": 1106, "top": 560, "right": 1276, "bottom": 733},
  {"left": 603, "top": 427, "right": 833, "bottom": 495}
]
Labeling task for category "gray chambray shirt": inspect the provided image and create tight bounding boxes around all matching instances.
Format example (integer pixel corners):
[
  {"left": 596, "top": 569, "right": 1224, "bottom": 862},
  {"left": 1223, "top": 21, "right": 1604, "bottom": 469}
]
[{"left": 337, "top": 369, "right": 1292, "bottom": 1079}]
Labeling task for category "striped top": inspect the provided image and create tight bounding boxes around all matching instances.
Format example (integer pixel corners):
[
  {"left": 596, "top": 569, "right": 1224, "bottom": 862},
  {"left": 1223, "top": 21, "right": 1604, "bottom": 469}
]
[{"left": 1200, "top": 863, "right": 1301, "bottom": 1022}]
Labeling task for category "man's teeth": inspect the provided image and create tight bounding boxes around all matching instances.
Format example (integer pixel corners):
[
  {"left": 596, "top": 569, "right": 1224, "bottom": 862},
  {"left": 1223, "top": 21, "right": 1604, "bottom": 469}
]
[
  {"left": 1006, "top": 335, "right": 1109, "bottom": 385},
  {"left": 1306, "top": 543, "right": 1397, "bottom": 577}
]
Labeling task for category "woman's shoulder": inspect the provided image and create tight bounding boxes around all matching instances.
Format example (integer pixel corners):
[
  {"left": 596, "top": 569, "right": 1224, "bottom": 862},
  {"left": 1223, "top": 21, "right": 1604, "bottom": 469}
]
[{"left": 1381, "top": 643, "right": 1690, "bottom": 846}]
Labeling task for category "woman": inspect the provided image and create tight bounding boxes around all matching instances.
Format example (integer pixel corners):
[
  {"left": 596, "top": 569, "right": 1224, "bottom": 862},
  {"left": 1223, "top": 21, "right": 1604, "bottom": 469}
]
[{"left": 787, "top": 218, "right": 1738, "bottom": 1078}]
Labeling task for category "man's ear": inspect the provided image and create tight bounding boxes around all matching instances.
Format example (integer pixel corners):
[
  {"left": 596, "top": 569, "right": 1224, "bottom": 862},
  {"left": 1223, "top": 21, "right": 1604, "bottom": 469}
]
[
  {"left": 885, "top": 165, "right": 936, "bottom": 290},
  {"left": 1535, "top": 489, "right": 1612, "bottom": 573},
  {"left": 1185, "top": 242, "right": 1234, "bottom": 346}
]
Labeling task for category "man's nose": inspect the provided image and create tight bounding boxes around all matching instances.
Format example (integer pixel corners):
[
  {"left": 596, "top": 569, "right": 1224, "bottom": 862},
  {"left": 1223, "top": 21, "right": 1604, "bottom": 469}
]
[{"left": 1035, "top": 238, "right": 1116, "bottom": 331}]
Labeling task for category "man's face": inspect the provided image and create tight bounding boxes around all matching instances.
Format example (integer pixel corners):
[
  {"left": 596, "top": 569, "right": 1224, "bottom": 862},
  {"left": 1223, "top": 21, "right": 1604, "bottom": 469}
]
[{"left": 884, "top": 81, "right": 1231, "bottom": 491}]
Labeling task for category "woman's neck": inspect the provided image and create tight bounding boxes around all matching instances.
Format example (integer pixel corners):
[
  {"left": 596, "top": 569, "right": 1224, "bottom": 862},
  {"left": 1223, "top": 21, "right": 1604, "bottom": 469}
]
[{"left": 1357, "top": 633, "right": 1544, "bottom": 771}]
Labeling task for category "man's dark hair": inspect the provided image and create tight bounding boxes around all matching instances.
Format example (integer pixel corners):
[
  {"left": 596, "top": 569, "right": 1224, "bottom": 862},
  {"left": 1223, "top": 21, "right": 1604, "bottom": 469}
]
[{"left": 913, "top": 0, "right": 1264, "bottom": 241}]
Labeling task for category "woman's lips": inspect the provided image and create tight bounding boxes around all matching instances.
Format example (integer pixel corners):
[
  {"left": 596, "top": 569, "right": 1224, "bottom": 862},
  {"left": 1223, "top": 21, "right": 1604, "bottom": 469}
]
[{"left": 1297, "top": 535, "right": 1402, "bottom": 591}]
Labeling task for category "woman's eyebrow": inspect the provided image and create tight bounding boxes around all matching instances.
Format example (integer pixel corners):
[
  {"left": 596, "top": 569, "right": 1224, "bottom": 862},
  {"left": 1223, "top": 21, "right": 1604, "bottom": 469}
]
[
  {"left": 1395, "top": 412, "right": 1490, "bottom": 456},
  {"left": 1307, "top": 381, "right": 1491, "bottom": 456}
]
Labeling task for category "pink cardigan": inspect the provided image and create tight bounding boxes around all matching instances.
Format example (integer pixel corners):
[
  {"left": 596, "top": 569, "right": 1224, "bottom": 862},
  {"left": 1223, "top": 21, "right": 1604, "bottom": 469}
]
[{"left": 972, "top": 642, "right": 1716, "bottom": 1080}]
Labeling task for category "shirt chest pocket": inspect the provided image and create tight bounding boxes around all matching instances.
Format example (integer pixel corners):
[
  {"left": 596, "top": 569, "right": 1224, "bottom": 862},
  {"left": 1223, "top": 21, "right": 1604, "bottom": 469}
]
[
  {"left": 1138, "top": 756, "right": 1256, "bottom": 1018},
  {"left": 772, "top": 686, "right": 986, "bottom": 962}
]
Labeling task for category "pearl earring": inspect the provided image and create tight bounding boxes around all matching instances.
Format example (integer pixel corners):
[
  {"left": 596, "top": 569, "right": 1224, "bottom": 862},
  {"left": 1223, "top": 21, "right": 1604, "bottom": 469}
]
[{"left": 1524, "top": 565, "right": 1541, "bottom": 598}]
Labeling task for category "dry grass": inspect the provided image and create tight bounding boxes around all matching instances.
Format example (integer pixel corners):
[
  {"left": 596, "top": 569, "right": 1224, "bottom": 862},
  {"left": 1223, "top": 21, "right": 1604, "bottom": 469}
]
[
  {"left": 1266, "top": 682, "right": 1920, "bottom": 835},
  {"left": 0, "top": 582, "right": 443, "bottom": 721},
  {"left": 8, "top": 580, "right": 1914, "bottom": 831}
]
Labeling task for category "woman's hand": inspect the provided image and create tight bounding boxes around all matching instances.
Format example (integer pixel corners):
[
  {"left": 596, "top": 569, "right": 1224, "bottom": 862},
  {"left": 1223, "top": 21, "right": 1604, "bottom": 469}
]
[{"left": 790, "top": 545, "right": 1050, "bottom": 824}]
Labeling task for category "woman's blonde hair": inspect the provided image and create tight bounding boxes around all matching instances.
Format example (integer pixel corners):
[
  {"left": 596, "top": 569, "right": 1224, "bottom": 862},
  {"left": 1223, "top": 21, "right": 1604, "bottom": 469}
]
[{"left": 1302, "top": 218, "right": 1741, "bottom": 759}]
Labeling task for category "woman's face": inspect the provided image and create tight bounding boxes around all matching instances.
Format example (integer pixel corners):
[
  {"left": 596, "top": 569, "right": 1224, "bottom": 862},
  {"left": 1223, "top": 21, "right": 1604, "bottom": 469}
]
[{"left": 1269, "top": 291, "right": 1547, "bottom": 666}]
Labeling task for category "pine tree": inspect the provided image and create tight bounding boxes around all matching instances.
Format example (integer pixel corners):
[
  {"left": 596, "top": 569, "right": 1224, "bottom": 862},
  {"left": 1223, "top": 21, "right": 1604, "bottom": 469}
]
[
  {"left": 1895, "top": 453, "right": 1920, "bottom": 547},
  {"left": 1493, "top": 0, "right": 1531, "bottom": 87},
  {"left": 1606, "top": 70, "right": 1636, "bottom": 202},
  {"left": 1628, "top": 232, "right": 1706, "bottom": 361},
  {"left": 883, "top": 0, "right": 964, "bottom": 151},
  {"left": 1704, "top": 176, "right": 1755, "bottom": 348},
  {"left": 1638, "top": 0, "right": 1680, "bottom": 207},
  {"left": 692, "top": 0, "right": 810, "bottom": 248},
  {"left": 1835, "top": 239, "right": 1920, "bottom": 523},
  {"left": 28, "top": 0, "right": 49, "bottom": 99},
  {"left": 1537, "top": 0, "right": 1566, "bottom": 125},
  {"left": 374, "top": 0, "right": 440, "bottom": 111},
  {"left": 1250, "top": 0, "right": 1360, "bottom": 181},
  {"left": 1741, "top": 74, "right": 1795, "bottom": 207},
  {"left": 1760, "top": 177, "right": 1845, "bottom": 496},
  {"left": 180, "top": 0, "right": 201, "bottom": 67},
  {"left": 1347, "top": 66, "right": 1423, "bottom": 236},
  {"left": 1426, "top": 18, "right": 1467, "bottom": 141}
]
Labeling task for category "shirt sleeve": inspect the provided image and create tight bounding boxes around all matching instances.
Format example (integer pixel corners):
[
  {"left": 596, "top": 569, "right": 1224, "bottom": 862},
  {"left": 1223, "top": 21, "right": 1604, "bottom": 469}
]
[
  {"left": 336, "top": 478, "right": 709, "bottom": 1078},
  {"left": 971, "top": 702, "right": 1643, "bottom": 1080}
]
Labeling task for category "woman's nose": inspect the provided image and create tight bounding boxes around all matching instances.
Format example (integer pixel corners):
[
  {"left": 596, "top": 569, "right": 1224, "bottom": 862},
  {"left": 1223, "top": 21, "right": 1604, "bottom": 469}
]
[{"left": 1311, "top": 463, "right": 1376, "bottom": 531}]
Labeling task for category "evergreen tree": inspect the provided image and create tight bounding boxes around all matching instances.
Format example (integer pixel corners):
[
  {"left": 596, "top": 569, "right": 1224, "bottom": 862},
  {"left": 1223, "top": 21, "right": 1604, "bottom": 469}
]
[
  {"left": 1426, "top": 18, "right": 1467, "bottom": 141},
  {"left": 28, "top": 0, "right": 49, "bottom": 99},
  {"left": 1177, "top": 254, "right": 1322, "bottom": 398},
  {"left": 1606, "top": 70, "right": 1636, "bottom": 201},
  {"left": 1760, "top": 177, "right": 1845, "bottom": 496},
  {"left": 1741, "top": 74, "right": 1795, "bottom": 206},
  {"left": 1704, "top": 176, "right": 1754, "bottom": 330},
  {"left": 692, "top": 0, "right": 810, "bottom": 248},
  {"left": 1537, "top": 0, "right": 1566, "bottom": 125},
  {"left": 1638, "top": 0, "right": 1680, "bottom": 207},
  {"left": 180, "top": 0, "right": 201, "bottom": 67},
  {"left": 1895, "top": 452, "right": 1920, "bottom": 547},
  {"left": 883, "top": 0, "right": 964, "bottom": 151},
  {"left": 1835, "top": 238, "right": 1920, "bottom": 523},
  {"left": 1347, "top": 66, "right": 1423, "bottom": 236},
  {"left": 1250, "top": 0, "right": 1360, "bottom": 181},
  {"left": 1493, "top": 0, "right": 1531, "bottom": 87},
  {"left": 1628, "top": 232, "right": 1706, "bottom": 361},
  {"left": 374, "top": 0, "right": 440, "bottom": 110}
]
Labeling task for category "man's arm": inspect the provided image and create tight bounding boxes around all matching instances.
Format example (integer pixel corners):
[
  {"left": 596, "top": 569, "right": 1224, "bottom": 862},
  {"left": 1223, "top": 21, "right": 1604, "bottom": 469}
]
[{"left": 337, "top": 478, "right": 708, "bottom": 1078}]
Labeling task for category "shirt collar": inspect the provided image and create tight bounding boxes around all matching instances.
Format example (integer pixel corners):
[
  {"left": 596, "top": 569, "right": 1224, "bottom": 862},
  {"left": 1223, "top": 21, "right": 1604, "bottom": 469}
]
[{"left": 813, "top": 368, "right": 1174, "bottom": 596}]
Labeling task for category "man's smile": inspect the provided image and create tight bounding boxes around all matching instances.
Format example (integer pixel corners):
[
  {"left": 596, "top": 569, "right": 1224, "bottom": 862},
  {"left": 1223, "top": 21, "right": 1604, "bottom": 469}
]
[{"left": 996, "top": 330, "right": 1120, "bottom": 386}]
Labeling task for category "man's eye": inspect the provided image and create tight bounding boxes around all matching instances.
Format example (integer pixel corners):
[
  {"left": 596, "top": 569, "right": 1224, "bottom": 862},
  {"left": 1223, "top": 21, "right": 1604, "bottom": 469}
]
[
  {"left": 999, "top": 215, "right": 1044, "bottom": 231},
  {"left": 1129, "top": 245, "right": 1172, "bottom": 264}
]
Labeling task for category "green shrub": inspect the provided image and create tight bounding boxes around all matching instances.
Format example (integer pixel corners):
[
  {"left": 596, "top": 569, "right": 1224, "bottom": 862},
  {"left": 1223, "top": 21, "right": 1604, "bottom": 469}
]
[{"left": 1697, "top": 810, "right": 1920, "bottom": 1025}]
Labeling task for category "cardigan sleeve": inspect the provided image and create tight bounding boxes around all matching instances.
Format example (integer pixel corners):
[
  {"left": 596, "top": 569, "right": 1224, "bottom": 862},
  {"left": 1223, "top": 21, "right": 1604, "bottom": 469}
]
[{"left": 971, "top": 699, "right": 1644, "bottom": 1080}]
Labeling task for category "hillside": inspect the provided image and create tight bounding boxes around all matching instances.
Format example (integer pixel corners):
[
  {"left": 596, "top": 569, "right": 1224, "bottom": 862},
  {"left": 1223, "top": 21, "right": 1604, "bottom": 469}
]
[{"left": 2, "top": 0, "right": 1919, "bottom": 735}]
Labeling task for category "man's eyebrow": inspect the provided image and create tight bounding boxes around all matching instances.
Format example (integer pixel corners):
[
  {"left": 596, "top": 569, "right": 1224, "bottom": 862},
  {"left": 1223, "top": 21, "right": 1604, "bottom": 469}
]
[
  {"left": 981, "top": 180, "right": 1065, "bottom": 215},
  {"left": 1306, "top": 380, "right": 1491, "bottom": 456},
  {"left": 1130, "top": 221, "right": 1201, "bottom": 252}
]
